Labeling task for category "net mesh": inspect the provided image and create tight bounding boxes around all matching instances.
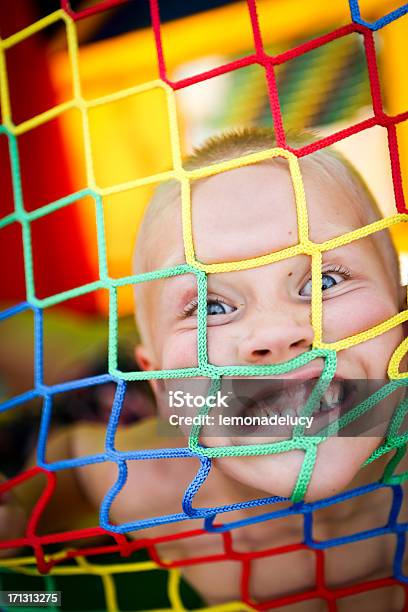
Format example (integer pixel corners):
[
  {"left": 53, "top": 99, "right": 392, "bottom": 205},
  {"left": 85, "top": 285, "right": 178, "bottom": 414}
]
[{"left": 0, "top": 0, "right": 408, "bottom": 610}]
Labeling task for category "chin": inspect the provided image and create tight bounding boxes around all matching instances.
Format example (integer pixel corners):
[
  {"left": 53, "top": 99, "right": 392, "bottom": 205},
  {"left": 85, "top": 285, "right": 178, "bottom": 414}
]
[{"left": 213, "top": 436, "right": 382, "bottom": 503}]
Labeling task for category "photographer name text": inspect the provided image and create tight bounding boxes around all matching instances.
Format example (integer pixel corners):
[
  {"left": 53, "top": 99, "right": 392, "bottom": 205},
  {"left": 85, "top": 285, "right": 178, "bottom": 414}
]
[{"left": 168, "top": 414, "right": 314, "bottom": 429}]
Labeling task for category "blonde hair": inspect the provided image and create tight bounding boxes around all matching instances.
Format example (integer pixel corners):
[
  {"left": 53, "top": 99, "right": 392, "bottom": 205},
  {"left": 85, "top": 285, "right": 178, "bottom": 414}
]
[{"left": 133, "top": 127, "right": 400, "bottom": 342}]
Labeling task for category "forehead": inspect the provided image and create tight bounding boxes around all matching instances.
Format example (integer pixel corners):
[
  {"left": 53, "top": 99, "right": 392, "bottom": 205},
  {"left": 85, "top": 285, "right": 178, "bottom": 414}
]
[{"left": 191, "top": 162, "right": 364, "bottom": 263}]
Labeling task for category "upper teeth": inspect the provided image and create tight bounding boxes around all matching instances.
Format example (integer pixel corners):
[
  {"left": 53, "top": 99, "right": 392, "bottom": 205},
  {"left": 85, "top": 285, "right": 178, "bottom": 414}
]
[
  {"left": 243, "top": 380, "right": 344, "bottom": 418},
  {"left": 320, "top": 381, "right": 343, "bottom": 411}
]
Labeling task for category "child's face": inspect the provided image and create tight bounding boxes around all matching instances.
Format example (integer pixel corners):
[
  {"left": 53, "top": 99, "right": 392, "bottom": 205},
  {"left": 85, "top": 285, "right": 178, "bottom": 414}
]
[{"left": 136, "top": 163, "right": 406, "bottom": 500}]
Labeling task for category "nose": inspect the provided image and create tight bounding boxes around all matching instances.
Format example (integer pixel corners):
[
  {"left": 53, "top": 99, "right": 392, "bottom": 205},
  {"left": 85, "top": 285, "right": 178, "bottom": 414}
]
[{"left": 238, "top": 311, "right": 314, "bottom": 365}]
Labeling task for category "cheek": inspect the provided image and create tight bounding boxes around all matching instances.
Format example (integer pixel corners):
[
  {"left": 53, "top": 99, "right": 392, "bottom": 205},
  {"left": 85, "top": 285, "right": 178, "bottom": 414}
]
[
  {"left": 207, "top": 327, "right": 238, "bottom": 366},
  {"left": 322, "top": 290, "right": 398, "bottom": 344},
  {"left": 367, "top": 325, "right": 405, "bottom": 378},
  {"left": 322, "top": 290, "right": 404, "bottom": 378},
  {"left": 160, "top": 327, "right": 239, "bottom": 369},
  {"left": 338, "top": 325, "right": 405, "bottom": 379},
  {"left": 161, "top": 331, "right": 198, "bottom": 369}
]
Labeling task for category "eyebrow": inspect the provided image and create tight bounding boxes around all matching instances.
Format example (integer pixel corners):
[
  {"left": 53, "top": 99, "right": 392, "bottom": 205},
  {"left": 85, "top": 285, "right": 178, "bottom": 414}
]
[
  {"left": 161, "top": 274, "right": 198, "bottom": 312},
  {"left": 320, "top": 239, "right": 374, "bottom": 272},
  {"left": 160, "top": 251, "right": 186, "bottom": 268}
]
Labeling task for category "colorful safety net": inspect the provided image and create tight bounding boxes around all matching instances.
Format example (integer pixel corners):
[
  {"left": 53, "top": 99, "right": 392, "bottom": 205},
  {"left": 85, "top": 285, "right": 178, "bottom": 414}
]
[{"left": 1, "top": 0, "right": 408, "bottom": 610}]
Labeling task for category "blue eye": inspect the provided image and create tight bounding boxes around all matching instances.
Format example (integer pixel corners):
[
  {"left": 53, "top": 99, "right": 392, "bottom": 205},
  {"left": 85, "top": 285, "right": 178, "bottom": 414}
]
[
  {"left": 321, "top": 274, "right": 338, "bottom": 290},
  {"left": 300, "top": 271, "right": 346, "bottom": 297},
  {"left": 207, "top": 300, "right": 235, "bottom": 316},
  {"left": 181, "top": 297, "right": 237, "bottom": 318}
]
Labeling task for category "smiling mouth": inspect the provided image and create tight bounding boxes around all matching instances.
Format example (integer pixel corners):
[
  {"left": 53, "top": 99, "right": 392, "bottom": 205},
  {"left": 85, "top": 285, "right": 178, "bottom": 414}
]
[{"left": 238, "top": 378, "right": 355, "bottom": 422}]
